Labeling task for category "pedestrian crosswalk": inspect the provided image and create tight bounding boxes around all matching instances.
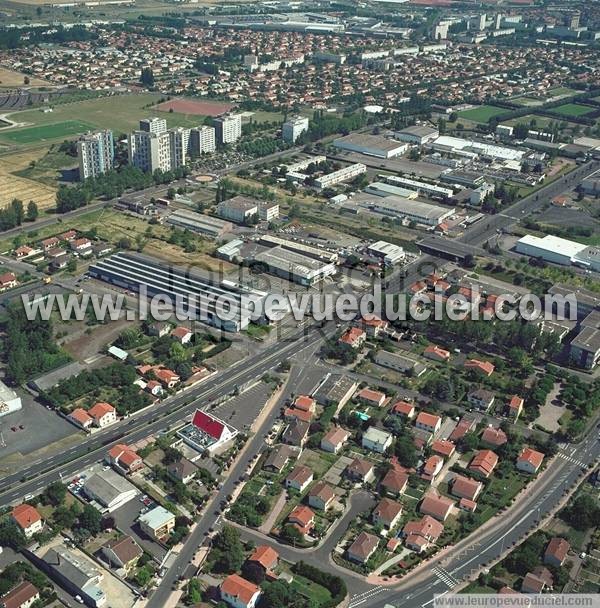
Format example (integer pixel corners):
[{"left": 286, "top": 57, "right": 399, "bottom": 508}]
[
  {"left": 557, "top": 451, "right": 588, "bottom": 468},
  {"left": 349, "top": 587, "right": 385, "bottom": 607},
  {"left": 432, "top": 566, "right": 460, "bottom": 588}
]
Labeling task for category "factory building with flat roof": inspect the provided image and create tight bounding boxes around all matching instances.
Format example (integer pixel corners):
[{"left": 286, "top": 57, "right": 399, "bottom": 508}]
[
  {"left": 89, "top": 252, "right": 270, "bottom": 331},
  {"left": 167, "top": 209, "right": 233, "bottom": 239},
  {"left": 368, "top": 196, "right": 455, "bottom": 226},
  {"left": 258, "top": 234, "right": 339, "bottom": 263},
  {"left": 382, "top": 175, "right": 454, "bottom": 199},
  {"left": 253, "top": 246, "right": 337, "bottom": 286},
  {"left": 364, "top": 182, "right": 418, "bottom": 199},
  {"left": 366, "top": 241, "right": 406, "bottom": 265},
  {"left": 395, "top": 125, "right": 439, "bottom": 145},
  {"left": 333, "top": 134, "right": 408, "bottom": 159}
]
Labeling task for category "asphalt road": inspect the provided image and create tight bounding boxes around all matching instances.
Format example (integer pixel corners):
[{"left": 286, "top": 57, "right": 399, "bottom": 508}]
[{"left": 0, "top": 321, "right": 335, "bottom": 506}]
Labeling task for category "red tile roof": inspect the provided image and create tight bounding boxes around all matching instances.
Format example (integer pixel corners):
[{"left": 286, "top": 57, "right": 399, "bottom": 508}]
[
  {"left": 248, "top": 545, "right": 279, "bottom": 571},
  {"left": 518, "top": 447, "right": 544, "bottom": 470},
  {"left": 381, "top": 469, "right": 409, "bottom": 494},
  {"left": 88, "top": 401, "right": 115, "bottom": 421},
  {"left": 293, "top": 395, "right": 315, "bottom": 412},
  {"left": 70, "top": 407, "right": 93, "bottom": 426},
  {"left": 12, "top": 504, "right": 42, "bottom": 529},
  {"left": 464, "top": 359, "right": 495, "bottom": 376},
  {"left": 288, "top": 505, "right": 314, "bottom": 529},
  {"left": 392, "top": 401, "right": 415, "bottom": 417},
  {"left": 221, "top": 574, "right": 260, "bottom": 606},
  {"left": 431, "top": 439, "right": 456, "bottom": 458},
  {"left": 420, "top": 493, "right": 454, "bottom": 521},
  {"left": 451, "top": 475, "right": 483, "bottom": 501},
  {"left": 481, "top": 427, "right": 508, "bottom": 447},
  {"left": 416, "top": 411, "right": 441, "bottom": 429},
  {"left": 1, "top": 582, "right": 39, "bottom": 608},
  {"left": 545, "top": 537, "right": 570, "bottom": 564},
  {"left": 469, "top": 450, "right": 499, "bottom": 477}
]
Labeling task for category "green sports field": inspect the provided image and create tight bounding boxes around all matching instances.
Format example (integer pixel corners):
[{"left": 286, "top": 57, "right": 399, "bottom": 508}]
[
  {"left": 551, "top": 103, "right": 596, "bottom": 117},
  {"left": 457, "top": 104, "right": 507, "bottom": 123},
  {"left": 2, "top": 120, "right": 95, "bottom": 144}
]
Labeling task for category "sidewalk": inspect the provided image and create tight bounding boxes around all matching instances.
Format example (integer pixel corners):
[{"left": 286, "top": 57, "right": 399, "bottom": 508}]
[{"left": 259, "top": 489, "right": 287, "bottom": 535}]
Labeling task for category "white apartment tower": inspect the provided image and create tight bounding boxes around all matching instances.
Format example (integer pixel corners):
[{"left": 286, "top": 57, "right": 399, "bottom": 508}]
[
  {"left": 190, "top": 125, "right": 216, "bottom": 154},
  {"left": 139, "top": 117, "right": 168, "bottom": 134},
  {"left": 77, "top": 130, "right": 114, "bottom": 180},
  {"left": 128, "top": 130, "right": 172, "bottom": 173},
  {"left": 213, "top": 114, "right": 242, "bottom": 144},
  {"left": 169, "top": 127, "right": 191, "bottom": 168},
  {"left": 282, "top": 116, "right": 309, "bottom": 143}
]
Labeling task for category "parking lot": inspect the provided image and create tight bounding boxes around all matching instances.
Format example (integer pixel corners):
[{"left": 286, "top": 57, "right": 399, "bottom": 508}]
[{"left": 112, "top": 496, "right": 168, "bottom": 561}]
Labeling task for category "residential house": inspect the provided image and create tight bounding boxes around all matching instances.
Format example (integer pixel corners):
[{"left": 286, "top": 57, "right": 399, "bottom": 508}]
[
  {"left": 372, "top": 498, "right": 403, "bottom": 529},
  {"left": 415, "top": 412, "right": 442, "bottom": 434},
  {"left": 345, "top": 458, "right": 375, "bottom": 484},
  {"left": 167, "top": 459, "right": 197, "bottom": 484},
  {"left": 292, "top": 395, "right": 316, "bottom": 413},
  {"left": 481, "top": 427, "right": 508, "bottom": 448},
  {"left": 41, "top": 237, "right": 59, "bottom": 251},
  {"left": 423, "top": 345, "right": 450, "bottom": 362},
  {"left": 284, "top": 408, "right": 312, "bottom": 424},
  {"left": 220, "top": 574, "right": 261, "bottom": 608},
  {"left": 12, "top": 504, "right": 43, "bottom": 538},
  {"left": 464, "top": 359, "right": 495, "bottom": 376},
  {"left": 0, "top": 273, "right": 17, "bottom": 291},
  {"left": 380, "top": 469, "right": 409, "bottom": 497},
  {"left": 0, "top": 582, "right": 40, "bottom": 608},
  {"left": 69, "top": 408, "right": 93, "bottom": 430},
  {"left": 450, "top": 475, "right": 483, "bottom": 501},
  {"left": 171, "top": 326, "right": 193, "bottom": 344},
  {"left": 285, "top": 465, "right": 313, "bottom": 492},
  {"left": 288, "top": 505, "right": 315, "bottom": 534},
  {"left": 106, "top": 444, "right": 143, "bottom": 474},
  {"left": 419, "top": 493, "right": 454, "bottom": 521},
  {"left": 263, "top": 445, "right": 294, "bottom": 473},
  {"left": 101, "top": 535, "right": 143, "bottom": 572},
  {"left": 517, "top": 447, "right": 545, "bottom": 474},
  {"left": 468, "top": 388, "right": 495, "bottom": 411},
  {"left": 522, "top": 567, "right": 553, "bottom": 594},
  {"left": 391, "top": 401, "right": 415, "bottom": 419},
  {"left": 361, "top": 316, "right": 389, "bottom": 337},
  {"left": 356, "top": 388, "right": 386, "bottom": 408},
  {"left": 148, "top": 322, "right": 170, "bottom": 337},
  {"left": 308, "top": 481, "right": 336, "bottom": 511},
  {"left": 421, "top": 455, "right": 444, "bottom": 482},
  {"left": 88, "top": 402, "right": 117, "bottom": 428},
  {"left": 402, "top": 515, "right": 444, "bottom": 553},
  {"left": 339, "top": 327, "right": 366, "bottom": 349},
  {"left": 508, "top": 395, "right": 524, "bottom": 420},
  {"left": 469, "top": 450, "right": 499, "bottom": 478},
  {"left": 320, "top": 427, "right": 350, "bottom": 453},
  {"left": 449, "top": 417, "right": 477, "bottom": 442},
  {"left": 544, "top": 537, "right": 570, "bottom": 567},
  {"left": 247, "top": 545, "right": 279, "bottom": 579},
  {"left": 431, "top": 440, "right": 456, "bottom": 458},
  {"left": 138, "top": 506, "right": 175, "bottom": 541},
  {"left": 362, "top": 427, "right": 393, "bottom": 454},
  {"left": 282, "top": 419, "right": 310, "bottom": 448},
  {"left": 347, "top": 531, "right": 379, "bottom": 564}
]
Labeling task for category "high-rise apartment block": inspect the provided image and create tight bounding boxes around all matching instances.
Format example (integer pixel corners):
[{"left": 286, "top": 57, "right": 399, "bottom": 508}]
[
  {"left": 77, "top": 130, "right": 114, "bottom": 181},
  {"left": 139, "top": 117, "right": 167, "bottom": 134},
  {"left": 190, "top": 125, "right": 216, "bottom": 154},
  {"left": 213, "top": 114, "right": 242, "bottom": 145},
  {"left": 128, "top": 130, "right": 172, "bottom": 173},
  {"left": 282, "top": 116, "right": 309, "bottom": 143}
]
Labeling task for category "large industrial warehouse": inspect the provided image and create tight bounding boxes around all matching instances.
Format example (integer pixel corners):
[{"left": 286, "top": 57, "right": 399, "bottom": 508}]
[
  {"left": 253, "top": 246, "right": 337, "bottom": 286},
  {"left": 516, "top": 234, "right": 600, "bottom": 272},
  {"left": 368, "top": 195, "right": 455, "bottom": 226},
  {"left": 89, "top": 252, "right": 270, "bottom": 331},
  {"left": 167, "top": 209, "right": 233, "bottom": 239},
  {"left": 333, "top": 134, "right": 408, "bottom": 159}
]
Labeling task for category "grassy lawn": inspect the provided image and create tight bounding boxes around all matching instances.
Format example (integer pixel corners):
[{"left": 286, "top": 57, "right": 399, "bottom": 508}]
[
  {"left": 290, "top": 574, "right": 332, "bottom": 605},
  {"left": 458, "top": 105, "right": 507, "bottom": 123},
  {"left": 551, "top": 103, "right": 596, "bottom": 117},
  {"left": 245, "top": 323, "right": 272, "bottom": 340},
  {"left": 2, "top": 120, "right": 95, "bottom": 144},
  {"left": 0, "top": 93, "right": 206, "bottom": 147}
]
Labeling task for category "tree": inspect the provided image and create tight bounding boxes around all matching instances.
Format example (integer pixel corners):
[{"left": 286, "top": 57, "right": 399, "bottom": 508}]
[
  {"left": 394, "top": 431, "right": 418, "bottom": 468},
  {"left": 26, "top": 201, "right": 38, "bottom": 221},
  {"left": 185, "top": 579, "right": 202, "bottom": 605},
  {"left": 134, "top": 566, "right": 153, "bottom": 587},
  {"left": 140, "top": 67, "right": 155, "bottom": 88},
  {"left": 280, "top": 523, "right": 303, "bottom": 545},
  {"left": 78, "top": 504, "right": 102, "bottom": 536},
  {"left": 211, "top": 525, "right": 244, "bottom": 573},
  {"left": 44, "top": 481, "right": 67, "bottom": 506},
  {"left": 560, "top": 495, "right": 600, "bottom": 530},
  {"left": 258, "top": 581, "right": 292, "bottom": 608},
  {"left": 0, "top": 522, "right": 26, "bottom": 551}
]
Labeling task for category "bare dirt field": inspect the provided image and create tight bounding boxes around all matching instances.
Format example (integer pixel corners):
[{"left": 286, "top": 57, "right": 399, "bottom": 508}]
[
  {"left": 154, "top": 97, "right": 236, "bottom": 117},
  {"left": 0, "top": 67, "right": 50, "bottom": 88},
  {"left": 0, "top": 147, "right": 57, "bottom": 209}
]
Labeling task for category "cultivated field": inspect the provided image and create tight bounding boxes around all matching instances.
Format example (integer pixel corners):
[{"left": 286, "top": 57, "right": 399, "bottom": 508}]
[
  {"left": 0, "top": 67, "right": 50, "bottom": 88},
  {"left": 457, "top": 104, "right": 507, "bottom": 123},
  {"left": 551, "top": 103, "right": 597, "bottom": 118},
  {"left": 0, "top": 93, "right": 205, "bottom": 147},
  {"left": 0, "top": 148, "right": 57, "bottom": 209},
  {"left": 154, "top": 97, "right": 235, "bottom": 117}
]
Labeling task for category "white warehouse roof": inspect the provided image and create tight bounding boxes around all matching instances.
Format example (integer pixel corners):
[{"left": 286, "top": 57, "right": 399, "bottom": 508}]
[{"left": 516, "top": 234, "right": 587, "bottom": 260}]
